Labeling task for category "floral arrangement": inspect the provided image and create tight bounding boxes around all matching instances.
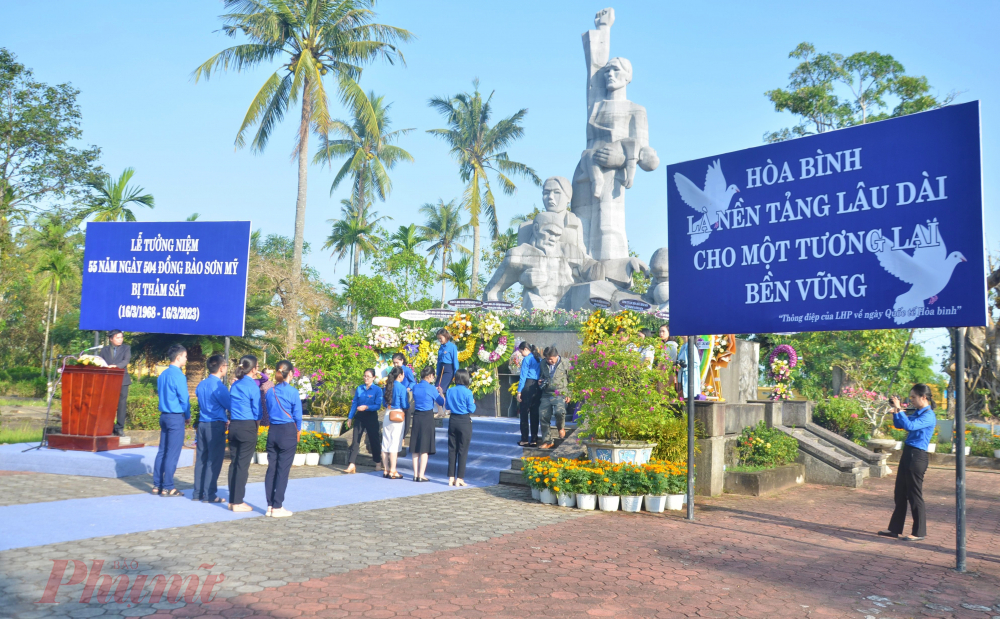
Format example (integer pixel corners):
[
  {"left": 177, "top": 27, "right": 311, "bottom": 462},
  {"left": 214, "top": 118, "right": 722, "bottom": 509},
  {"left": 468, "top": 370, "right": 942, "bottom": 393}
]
[
  {"left": 407, "top": 340, "right": 433, "bottom": 373},
  {"left": 457, "top": 334, "right": 477, "bottom": 363},
  {"left": 76, "top": 354, "right": 109, "bottom": 367},
  {"left": 401, "top": 326, "right": 425, "bottom": 345},
  {"left": 368, "top": 326, "right": 400, "bottom": 351},
  {"left": 469, "top": 368, "right": 496, "bottom": 397},
  {"left": 767, "top": 344, "right": 798, "bottom": 401},
  {"left": 477, "top": 336, "right": 509, "bottom": 365},
  {"left": 581, "top": 309, "right": 643, "bottom": 346},
  {"left": 521, "top": 457, "right": 687, "bottom": 496},
  {"left": 291, "top": 374, "right": 313, "bottom": 401},
  {"left": 446, "top": 312, "right": 474, "bottom": 341},
  {"left": 296, "top": 430, "right": 329, "bottom": 454}
]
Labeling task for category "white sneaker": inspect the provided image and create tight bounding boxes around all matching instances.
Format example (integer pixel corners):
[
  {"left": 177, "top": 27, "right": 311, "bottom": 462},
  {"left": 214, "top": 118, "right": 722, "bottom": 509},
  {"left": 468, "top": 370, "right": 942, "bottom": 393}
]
[{"left": 270, "top": 507, "right": 294, "bottom": 518}]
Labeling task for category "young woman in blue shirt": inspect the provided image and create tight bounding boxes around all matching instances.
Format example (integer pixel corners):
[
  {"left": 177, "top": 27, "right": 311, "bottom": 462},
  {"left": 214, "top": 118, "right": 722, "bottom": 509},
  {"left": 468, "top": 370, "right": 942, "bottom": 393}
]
[
  {"left": 381, "top": 367, "right": 408, "bottom": 479},
  {"left": 515, "top": 341, "right": 542, "bottom": 447},
  {"left": 410, "top": 366, "right": 445, "bottom": 481},
  {"left": 391, "top": 353, "right": 416, "bottom": 439},
  {"left": 227, "top": 355, "right": 262, "bottom": 512},
  {"left": 435, "top": 329, "right": 460, "bottom": 406},
  {"left": 879, "top": 383, "right": 936, "bottom": 541},
  {"left": 263, "top": 360, "right": 302, "bottom": 518},
  {"left": 345, "top": 368, "right": 383, "bottom": 474},
  {"left": 445, "top": 369, "right": 476, "bottom": 487}
]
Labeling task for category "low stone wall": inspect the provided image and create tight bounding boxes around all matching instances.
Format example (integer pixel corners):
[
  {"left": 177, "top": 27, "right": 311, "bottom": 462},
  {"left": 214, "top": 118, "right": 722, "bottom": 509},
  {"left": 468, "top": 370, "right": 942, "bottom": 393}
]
[
  {"left": 724, "top": 463, "right": 805, "bottom": 496},
  {"left": 887, "top": 450, "right": 1000, "bottom": 471}
]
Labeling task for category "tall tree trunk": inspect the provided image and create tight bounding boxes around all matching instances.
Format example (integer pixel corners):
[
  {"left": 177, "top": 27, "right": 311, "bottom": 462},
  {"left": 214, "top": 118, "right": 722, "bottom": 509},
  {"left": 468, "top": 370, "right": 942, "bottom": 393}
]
[
  {"left": 470, "top": 221, "right": 479, "bottom": 298},
  {"left": 353, "top": 241, "right": 361, "bottom": 330},
  {"left": 185, "top": 343, "right": 206, "bottom": 400},
  {"left": 40, "top": 281, "right": 54, "bottom": 376},
  {"left": 440, "top": 251, "right": 448, "bottom": 307},
  {"left": 289, "top": 81, "right": 312, "bottom": 355},
  {"left": 48, "top": 288, "right": 59, "bottom": 375}
]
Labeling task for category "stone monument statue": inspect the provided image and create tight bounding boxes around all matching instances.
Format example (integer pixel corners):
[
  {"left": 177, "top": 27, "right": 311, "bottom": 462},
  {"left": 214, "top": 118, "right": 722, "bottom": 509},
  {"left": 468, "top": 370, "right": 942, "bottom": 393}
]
[{"left": 482, "top": 7, "right": 668, "bottom": 312}]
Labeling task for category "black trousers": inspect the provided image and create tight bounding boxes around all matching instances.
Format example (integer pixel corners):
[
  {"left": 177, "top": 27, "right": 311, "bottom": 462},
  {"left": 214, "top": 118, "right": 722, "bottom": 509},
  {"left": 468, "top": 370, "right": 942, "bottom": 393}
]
[
  {"left": 193, "top": 420, "right": 226, "bottom": 500},
  {"left": 348, "top": 410, "right": 381, "bottom": 465},
  {"left": 227, "top": 420, "right": 257, "bottom": 505},
  {"left": 447, "top": 414, "right": 473, "bottom": 479},
  {"left": 113, "top": 384, "right": 129, "bottom": 435},
  {"left": 518, "top": 379, "right": 541, "bottom": 443},
  {"left": 264, "top": 423, "right": 297, "bottom": 509},
  {"left": 888, "top": 444, "right": 928, "bottom": 537},
  {"left": 403, "top": 394, "right": 414, "bottom": 439}
]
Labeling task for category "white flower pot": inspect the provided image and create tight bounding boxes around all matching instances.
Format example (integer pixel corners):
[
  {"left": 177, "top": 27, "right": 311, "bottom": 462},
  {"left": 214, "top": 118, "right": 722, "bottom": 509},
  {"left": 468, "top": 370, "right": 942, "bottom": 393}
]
[
  {"left": 666, "top": 494, "right": 686, "bottom": 511},
  {"left": 893, "top": 441, "right": 903, "bottom": 450},
  {"left": 292, "top": 453, "right": 306, "bottom": 466},
  {"left": 644, "top": 495, "right": 667, "bottom": 513},
  {"left": 576, "top": 493, "right": 597, "bottom": 510},
  {"left": 926, "top": 443, "right": 936, "bottom": 453},
  {"left": 621, "top": 496, "right": 643, "bottom": 513},
  {"left": 256, "top": 452, "right": 268, "bottom": 465},
  {"left": 994, "top": 449, "right": 1000, "bottom": 459},
  {"left": 598, "top": 495, "right": 619, "bottom": 512},
  {"left": 319, "top": 452, "right": 334, "bottom": 465},
  {"left": 305, "top": 453, "right": 320, "bottom": 466},
  {"left": 531, "top": 487, "right": 540, "bottom": 501},
  {"left": 539, "top": 488, "right": 557, "bottom": 505},
  {"left": 557, "top": 492, "right": 576, "bottom": 508}
]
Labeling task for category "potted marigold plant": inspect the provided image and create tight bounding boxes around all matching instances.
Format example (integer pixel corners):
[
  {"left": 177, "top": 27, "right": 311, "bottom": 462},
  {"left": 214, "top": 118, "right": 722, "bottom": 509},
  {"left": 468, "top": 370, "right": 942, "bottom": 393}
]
[
  {"left": 618, "top": 465, "right": 645, "bottom": 513},
  {"left": 592, "top": 467, "right": 621, "bottom": 512},
  {"left": 255, "top": 426, "right": 269, "bottom": 465},
  {"left": 569, "top": 336, "right": 679, "bottom": 465}
]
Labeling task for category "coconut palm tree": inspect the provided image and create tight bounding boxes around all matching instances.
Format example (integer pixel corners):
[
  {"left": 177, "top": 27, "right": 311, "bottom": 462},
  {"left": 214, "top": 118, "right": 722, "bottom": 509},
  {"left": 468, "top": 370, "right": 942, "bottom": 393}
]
[
  {"left": 324, "top": 198, "right": 390, "bottom": 277},
  {"left": 34, "top": 250, "right": 77, "bottom": 375},
  {"left": 440, "top": 256, "right": 472, "bottom": 299},
  {"left": 81, "top": 168, "right": 154, "bottom": 222},
  {"left": 193, "top": 0, "right": 412, "bottom": 351},
  {"left": 427, "top": 81, "right": 540, "bottom": 294},
  {"left": 418, "top": 199, "right": 470, "bottom": 306},
  {"left": 314, "top": 91, "right": 413, "bottom": 216}
]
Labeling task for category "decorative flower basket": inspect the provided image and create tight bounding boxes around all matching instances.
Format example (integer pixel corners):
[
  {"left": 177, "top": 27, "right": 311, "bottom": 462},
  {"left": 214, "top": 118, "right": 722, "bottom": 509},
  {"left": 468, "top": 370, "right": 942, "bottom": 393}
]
[
  {"left": 583, "top": 440, "right": 656, "bottom": 465},
  {"left": 621, "top": 495, "right": 643, "bottom": 513},
  {"left": 644, "top": 495, "right": 667, "bottom": 513},
  {"left": 598, "top": 495, "right": 620, "bottom": 512},
  {"left": 557, "top": 492, "right": 576, "bottom": 508}
]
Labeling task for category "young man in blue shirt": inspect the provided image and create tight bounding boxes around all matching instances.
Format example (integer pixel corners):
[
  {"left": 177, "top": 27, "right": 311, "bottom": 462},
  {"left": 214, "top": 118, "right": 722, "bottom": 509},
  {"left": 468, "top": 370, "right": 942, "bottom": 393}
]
[
  {"left": 193, "top": 354, "right": 231, "bottom": 503},
  {"left": 153, "top": 344, "right": 190, "bottom": 497}
]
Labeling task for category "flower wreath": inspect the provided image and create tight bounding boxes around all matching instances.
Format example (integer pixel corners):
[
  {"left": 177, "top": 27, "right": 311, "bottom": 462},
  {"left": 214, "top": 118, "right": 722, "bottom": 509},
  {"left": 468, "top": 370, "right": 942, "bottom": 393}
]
[
  {"left": 469, "top": 367, "right": 497, "bottom": 397},
  {"left": 457, "top": 334, "right": 478, "bottom": 364},
  {"left": 768, "top": 344, "right": 797, "bottom": 400},
  {"left": 475, "top": 330, "right": 511, "bottom": 371}
]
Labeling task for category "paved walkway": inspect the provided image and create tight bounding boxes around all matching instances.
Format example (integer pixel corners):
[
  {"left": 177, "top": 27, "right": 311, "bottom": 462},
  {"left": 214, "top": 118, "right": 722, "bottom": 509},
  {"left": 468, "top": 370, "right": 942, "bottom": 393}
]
[{"left": 2, "top": 468, "right": 999, "bottom": 618}]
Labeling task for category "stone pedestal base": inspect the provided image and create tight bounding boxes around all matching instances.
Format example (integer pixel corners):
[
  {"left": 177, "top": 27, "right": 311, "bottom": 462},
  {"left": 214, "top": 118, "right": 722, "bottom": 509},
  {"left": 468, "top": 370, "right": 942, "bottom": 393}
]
[
  {"left": 47, "top": 434, "right": 145, "bottom": 452},
  {"left": 561, "top": 280, "right": 646, "bottom": 311}
]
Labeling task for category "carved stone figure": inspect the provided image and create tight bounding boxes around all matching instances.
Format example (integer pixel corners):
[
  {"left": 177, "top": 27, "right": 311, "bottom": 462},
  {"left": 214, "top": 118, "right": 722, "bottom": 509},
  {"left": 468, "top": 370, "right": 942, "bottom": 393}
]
[
  {"left": 481, "top": 7, "right": 668, "bottom": 312},
  {"left": 516, "top": 177, "right": 586, "bottom": 253},
  {"left": 643, "top": 247, "right": 669, "bottom": 309},
  {"left": 573, "top": 10, "right": 660, "bottom": 262},
  {"left": 484, "top": 212, "right": 604, "bottom": 310}
]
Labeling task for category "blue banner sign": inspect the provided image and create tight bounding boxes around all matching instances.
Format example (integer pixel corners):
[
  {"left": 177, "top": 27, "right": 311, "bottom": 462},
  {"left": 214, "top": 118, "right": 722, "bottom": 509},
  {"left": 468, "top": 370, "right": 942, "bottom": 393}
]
[
  {"left": 667, "top": 102, "right": 986, "bottom": 336},
  {"left": 80, "top": 221, "right": 251, "bottom": 336}
]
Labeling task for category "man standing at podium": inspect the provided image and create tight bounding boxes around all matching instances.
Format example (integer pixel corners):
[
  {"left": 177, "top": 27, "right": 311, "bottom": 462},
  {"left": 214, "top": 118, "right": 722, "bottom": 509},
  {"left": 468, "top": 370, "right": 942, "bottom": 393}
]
[{"left": 99, "top": 330, "right": 131, "bottom": 437}]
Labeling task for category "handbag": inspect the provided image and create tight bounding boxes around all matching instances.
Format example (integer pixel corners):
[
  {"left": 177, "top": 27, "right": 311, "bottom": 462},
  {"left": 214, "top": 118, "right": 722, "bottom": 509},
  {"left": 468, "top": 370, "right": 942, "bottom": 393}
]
[{"left": 388, "top": 409, "right": 405, "bottom": 423}]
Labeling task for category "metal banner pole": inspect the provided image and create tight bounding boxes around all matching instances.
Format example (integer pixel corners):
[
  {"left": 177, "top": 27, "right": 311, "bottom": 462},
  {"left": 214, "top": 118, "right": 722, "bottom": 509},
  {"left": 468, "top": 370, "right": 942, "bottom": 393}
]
[
  {"left": 687, "top": 335, "right": 695, "bottom": 521},
  {"left": 224, "top": 336, "right": 231, "bottom": 386},
  {"left": 955, "top": 327, "right": 966, "bottom": 573}
]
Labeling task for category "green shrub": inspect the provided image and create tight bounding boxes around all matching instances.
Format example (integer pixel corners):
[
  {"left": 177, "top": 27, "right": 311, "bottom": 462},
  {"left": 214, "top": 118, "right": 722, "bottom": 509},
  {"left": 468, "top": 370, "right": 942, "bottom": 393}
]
[
  {"left": 126, "top": 393, "right": 161, "bottom": 430},
  {"left": 814, "top": 397, "right": 870, "bottom": 445},
  {"left": 5, "top": 367, "right": 42, "bottom": 382},
  {"left": 736, "top": 421, "right": 799, "bottom": 469}
]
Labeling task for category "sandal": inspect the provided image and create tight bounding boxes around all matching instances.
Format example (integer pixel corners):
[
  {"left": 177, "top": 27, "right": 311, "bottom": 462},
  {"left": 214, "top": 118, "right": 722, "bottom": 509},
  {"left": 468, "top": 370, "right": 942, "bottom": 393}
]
[
  {"left": 388, "top": 472, "right": 404, "bottom": 479},
  {"left": 418, "top": 477, "right": 430, "bottom": 482},
  {"left": 518, "top": 441, "right": 530, "bottom": 447},
  {"left": 161, "top": 489, "right": 183, "bottom": 497},
  {"left": 203, "top": 497, "right": 225, "bottom": 503},
  {"left": 151, "top": 488, "right": 161, "bottom": 496}
]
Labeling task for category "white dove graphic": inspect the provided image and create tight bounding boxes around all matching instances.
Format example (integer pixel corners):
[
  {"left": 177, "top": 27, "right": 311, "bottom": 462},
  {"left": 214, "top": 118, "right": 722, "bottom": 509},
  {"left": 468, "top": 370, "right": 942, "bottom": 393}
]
[
  {"left": 875, "top": 226, "right": 967, "bottom": 325},
  {"left": 674, "top": 160, "right": 740, "bottom": 246}
]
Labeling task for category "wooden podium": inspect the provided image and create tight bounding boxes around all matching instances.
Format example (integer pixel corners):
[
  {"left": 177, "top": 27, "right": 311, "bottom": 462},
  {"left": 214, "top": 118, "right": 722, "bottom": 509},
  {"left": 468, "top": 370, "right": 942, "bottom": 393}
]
[{"left": 47, "top": 365, "right": 144, "bottom": 451}]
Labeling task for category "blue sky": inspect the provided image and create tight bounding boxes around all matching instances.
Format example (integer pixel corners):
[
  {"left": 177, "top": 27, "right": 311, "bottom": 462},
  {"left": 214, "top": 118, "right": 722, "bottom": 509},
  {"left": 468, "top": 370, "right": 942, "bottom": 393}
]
[{"left": 4, "top": 0, "right": 997, "bottom": 367}]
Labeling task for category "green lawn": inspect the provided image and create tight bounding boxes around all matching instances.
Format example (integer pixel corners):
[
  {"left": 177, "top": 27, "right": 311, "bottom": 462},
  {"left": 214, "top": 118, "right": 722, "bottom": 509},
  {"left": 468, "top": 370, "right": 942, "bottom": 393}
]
[
  {"left": 0, "top": 397, "right": 57, "bottom": 407},
  {"left": 0, "top": 424, "right": 44, "bottom": 444}
]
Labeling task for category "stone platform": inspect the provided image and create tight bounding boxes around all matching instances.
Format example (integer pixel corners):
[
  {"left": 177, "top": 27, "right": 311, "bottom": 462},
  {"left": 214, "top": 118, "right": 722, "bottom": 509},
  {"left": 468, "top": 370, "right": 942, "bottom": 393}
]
[{"left": 0, "top": 442, "right": 193, "bottom": 478}]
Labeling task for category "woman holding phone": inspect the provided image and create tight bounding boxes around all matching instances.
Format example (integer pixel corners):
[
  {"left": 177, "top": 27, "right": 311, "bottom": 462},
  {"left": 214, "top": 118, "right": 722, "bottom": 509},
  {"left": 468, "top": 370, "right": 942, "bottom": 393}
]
[{"left": 878, "top": 384, "right": 936, "bottom": 541}]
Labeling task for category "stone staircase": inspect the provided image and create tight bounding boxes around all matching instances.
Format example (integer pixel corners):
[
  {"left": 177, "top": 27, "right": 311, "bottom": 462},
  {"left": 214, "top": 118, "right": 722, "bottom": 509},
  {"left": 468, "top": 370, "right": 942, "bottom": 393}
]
[
  {"left": 388, "top": 417, "right": 525, "bottom": 484},
  {"left": 499, "top": 425, "right": 583, "bottom": 486},
  {"left": 780, "top": 423, "right": 888, "bottom": 488}
]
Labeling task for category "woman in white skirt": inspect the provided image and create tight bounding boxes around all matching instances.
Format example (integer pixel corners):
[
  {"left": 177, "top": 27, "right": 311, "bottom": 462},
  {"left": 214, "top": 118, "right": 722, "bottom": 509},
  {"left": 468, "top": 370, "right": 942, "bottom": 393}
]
[{"left": 381, "top": 367, "right": 407, "bottom": 479}]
